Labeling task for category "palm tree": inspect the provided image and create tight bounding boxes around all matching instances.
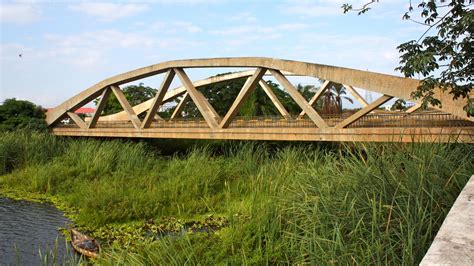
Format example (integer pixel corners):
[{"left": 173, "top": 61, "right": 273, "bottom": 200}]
[
  {"left": 296, "top": 84, "right": 317, "bottom": 101},
  {"left": 331, "top": 83, "right": 353, "bottom": 113},
  {"left": 320, "top": 89, "right": 338, "bottom": 115},
  {"left": 318, "top": 82, "right": 354, "bottom": 114}
]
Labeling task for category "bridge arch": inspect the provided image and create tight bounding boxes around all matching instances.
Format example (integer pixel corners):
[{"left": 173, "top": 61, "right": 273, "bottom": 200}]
[{"left": 46, "top": 57, "right": 474, "bottom": 143}]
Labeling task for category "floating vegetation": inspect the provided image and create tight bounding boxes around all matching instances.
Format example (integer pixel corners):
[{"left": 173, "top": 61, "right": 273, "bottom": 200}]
[{"left": 78, "top": 215, "right": 229, "bottom": 248}]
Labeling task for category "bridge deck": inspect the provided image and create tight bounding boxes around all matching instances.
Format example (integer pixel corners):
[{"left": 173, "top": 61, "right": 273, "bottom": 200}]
[{"left": 53, "top": 112, "right": 474, "bottom": 143}]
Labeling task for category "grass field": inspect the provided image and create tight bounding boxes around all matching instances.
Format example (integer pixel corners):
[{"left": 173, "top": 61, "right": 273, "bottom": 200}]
[{"left": 1, "top": 131, "right": 472, "bottom": 264}]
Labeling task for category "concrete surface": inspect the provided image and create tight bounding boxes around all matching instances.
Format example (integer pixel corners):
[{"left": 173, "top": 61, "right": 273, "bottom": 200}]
[
  {"left": 420, "top": 175, "right": 474, "bottom": 265},
  {"left": 46, "top": 57, "right": 473, "bottom": 126}
]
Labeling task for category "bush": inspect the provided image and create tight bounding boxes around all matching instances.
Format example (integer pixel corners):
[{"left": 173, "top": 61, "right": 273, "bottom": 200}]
[{"left": 0, "top": 98, "right": 48, "bottom": 132}]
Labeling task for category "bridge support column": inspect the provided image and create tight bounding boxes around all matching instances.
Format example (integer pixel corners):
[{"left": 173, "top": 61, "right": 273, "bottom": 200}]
[
  {"left": 299, "top": 80, "right": 330, "bottom": 118},
  {"left": 220, "top": 68, "right": 267, "bottom": 128},
  {"left": 335, "top": 95, "right": 393, "bottom": 128},
  {"left": 170, "top": 92, "right": 190, "bottom": 120},
  {"left": 142, "top": 69, "right": 176, "bottom": 128},
  {"left": 110, "top": 85, "right": 142, "bottom": 129},
  {"left": 88, "top": 88, "right": 111, "bottom": 128},
  {"left": 175, "top": 68, "right": 221, "bottom": 128},
  {"left": 259, "top": 80, "right": 290, "bottom": 119},
  {"left": 270, "top": 69, "right": 328, "bottom": 128},
  {"left": 344, "top": 85, "right": 368, "bottom": 107}
]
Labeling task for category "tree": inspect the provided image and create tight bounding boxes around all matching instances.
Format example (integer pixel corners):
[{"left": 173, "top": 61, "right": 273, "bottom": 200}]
[
  {"left": 97, "top": 83, "right": 157, "bottom": 115},
  {"left": 320, "top": 89, "right": 339, "bottom": 115},
  {"left": 318, "top": 82, "right": 354, "bottom": 114},
  {"left": 177, "top": 74, "right": 304, "bottom": 118},
  {"left": 0, "top": 98, "right": 48, "bottom": 132},
  {"left": 391, "top": 99, "right": 407, "bottom": 111},
  {"left": 343, "top": 0, "right": 473, "bottom": 116},
  {"left": 330, "top": 83, "right": 354, "bottom": 113},
  {"left": 177, "top": 74, "right": 247, "bottom": 118},
  {"left": 172, "top": 74, "right": 334, "bottom": 118},
  {"left": 296, "top": 84, "right": 318, "bottom": 101},
  {"left": 239, "top": 82, "right": 279, "bottom": 117}
]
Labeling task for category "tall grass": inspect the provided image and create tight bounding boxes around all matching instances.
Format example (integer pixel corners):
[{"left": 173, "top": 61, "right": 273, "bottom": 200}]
[
  {"left": 0, "top": 131, "right": 472, "bottom": 264},
  {"left": 38, "top": 238, "right": 84, "bottom": 266},
  {"left": 0, "top": 131, "right": 65, "bottom": 175}
]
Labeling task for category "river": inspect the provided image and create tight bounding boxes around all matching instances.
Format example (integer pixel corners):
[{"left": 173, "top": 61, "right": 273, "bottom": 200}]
[{"left": 0, "top": 197, "right": 75, "bottom": 265}]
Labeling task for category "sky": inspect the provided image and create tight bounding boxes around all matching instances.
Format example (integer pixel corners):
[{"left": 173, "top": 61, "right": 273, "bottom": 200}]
[{"left": 0, "top": 0, "right": 427, "bottom": 109}]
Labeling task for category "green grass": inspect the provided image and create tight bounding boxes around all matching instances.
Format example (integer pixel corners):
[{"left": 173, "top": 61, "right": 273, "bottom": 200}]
[{"left": 0, "top": 131, "right": 472, "bottom": 264}]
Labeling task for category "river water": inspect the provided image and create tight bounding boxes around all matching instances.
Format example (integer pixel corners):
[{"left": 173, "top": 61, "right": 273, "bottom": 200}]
[{"left": 0, "top": 197, "right": 74, "bottom": 265}]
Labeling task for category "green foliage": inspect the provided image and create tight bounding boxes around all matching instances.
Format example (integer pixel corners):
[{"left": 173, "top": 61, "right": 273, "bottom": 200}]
[
  {"left": 101, "top": 75, "right": 331, "bottom": 119},
  {"left": 343, "top": 1, "right": 473, "bottom": 116},
  {"left": 397, "top": 1, "right": 473, "bottom": 115},
  {"left": 97, "top": 83, "right": 156, "bottom": 115},
  {"left": 391, "top": 99, "right": 407, "bottom": 111},
  {"left": 0, "top": 132, "right": 64, "bottom": 175},
  {"left": 176, "top": 74, "right": 317, "bottom": 118},
  {"left": 342, "top": 1, "right": 377, "bottom": 15},
  {"left": 1, "top": 133, "right": 473, "bottom": 264},
  {"left": 0, "top": 98, "right": 48, "bottom": 132},
  {"left": 239, "top": 81, "right": 302, "bottom": 117},
  {"left": 178, "top": 74, "right": 247, "bottom": 117},
  {"left": 320, "top": 82, "right": 354, "bottom": 114}
]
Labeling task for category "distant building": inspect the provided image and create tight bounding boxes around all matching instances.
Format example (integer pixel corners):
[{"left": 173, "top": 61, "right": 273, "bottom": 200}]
[
  {"left": 46, "top": 107, "right": 95, "bottom": 124},
  {"left": 73, "top": 107, "right": 95, "bottom": 116},
  {"left": 46, "top": 107, "right": 95, "bottom": 116}
]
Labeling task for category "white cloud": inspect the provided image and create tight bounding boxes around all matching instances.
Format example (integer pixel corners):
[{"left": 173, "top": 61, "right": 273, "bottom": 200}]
[
  {"left": 40, "top": 29, "right": 201, "bottom": 68},
  {"left": 150, "top": 21, "right": 202, "bottom": 34},
  {"left": 229, "top": 12, "right": 257, "bottom": 23},
  {"left": 0, "top": 3, "right": 41, "bottom": 24},
  {"left": 282, "top": 33, "right": 401, "bottom": 75},
  {"left": 171, "top": 21, "right": 202, "bottom": 33},
  {"left": 285, "top": 5, "right": 340, "bottom": 17},
  {"left": 42, "top": 30, "right": 155, "bottom": 67},
  {"left": 69, "top": 3, "right": 148, "bottom": 21},
  {"left": 210, "top": 23, "right": 310, "bottom": 46},
  {"left": 277, "top": 23, "right": 310, "bottom": 31},
  {"left": 212, "top": 23, "right": 309, "bottom": 36}
]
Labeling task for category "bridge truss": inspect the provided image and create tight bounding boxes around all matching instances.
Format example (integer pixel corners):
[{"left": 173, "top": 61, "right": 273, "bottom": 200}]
[{"left": 46, "top": 58, "right": 474, "bottom": 143}]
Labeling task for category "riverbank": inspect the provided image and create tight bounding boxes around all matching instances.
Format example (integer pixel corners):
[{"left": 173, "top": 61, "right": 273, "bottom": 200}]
[{"left": 1, "top": 131, "right": 472, "bottom": 264}]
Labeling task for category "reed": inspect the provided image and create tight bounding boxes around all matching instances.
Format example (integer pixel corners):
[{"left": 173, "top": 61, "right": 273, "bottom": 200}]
[
  {"left": 38, "top": 237, "right": 84, "bottom": 266},
  {"left": 0, "top": 131, "right": 472, "bottom": 264}
]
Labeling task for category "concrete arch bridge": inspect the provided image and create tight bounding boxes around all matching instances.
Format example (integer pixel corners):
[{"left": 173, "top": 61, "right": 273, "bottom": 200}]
[{"left": 46, "top": 57, "right": 474, "bottom": 143}]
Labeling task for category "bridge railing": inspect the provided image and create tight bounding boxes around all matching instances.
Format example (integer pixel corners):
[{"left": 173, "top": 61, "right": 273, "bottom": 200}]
[
  {"left": 349, "top": 112, "right": 474, "bottom": 128},
  {"left": 54, "top": 112, "right": 474, "bottom": 129}
]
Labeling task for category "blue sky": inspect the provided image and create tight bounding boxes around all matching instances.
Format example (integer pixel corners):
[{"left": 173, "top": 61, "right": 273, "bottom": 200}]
[{"left": 1, "top": 0, "right": 427, "bottom": 108}]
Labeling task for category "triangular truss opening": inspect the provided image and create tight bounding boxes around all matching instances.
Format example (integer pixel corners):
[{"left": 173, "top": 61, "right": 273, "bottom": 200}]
[
  {"left": 297, "top": 80, "right": 330, "bottom": 119},
  {"left": 63, "top": 88, "right": 111, "bottom": 129},
  {"left": 235, "top": 79, "right": 291, "bottom": 120},
  {"left": 140, "top": 69, "right": 176, "bottom": 128},
  {"left": 168, "top": 71, "right": 246, "bottom": 120},
  {"left": 65, "top": 85, "right": 148, "bottom": 130},
  {"left": 267, "top": 69, "right": 328, "bottom": 128},
  {"left": 173, "top": 68, "right": 221, "bottom": 129}
]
